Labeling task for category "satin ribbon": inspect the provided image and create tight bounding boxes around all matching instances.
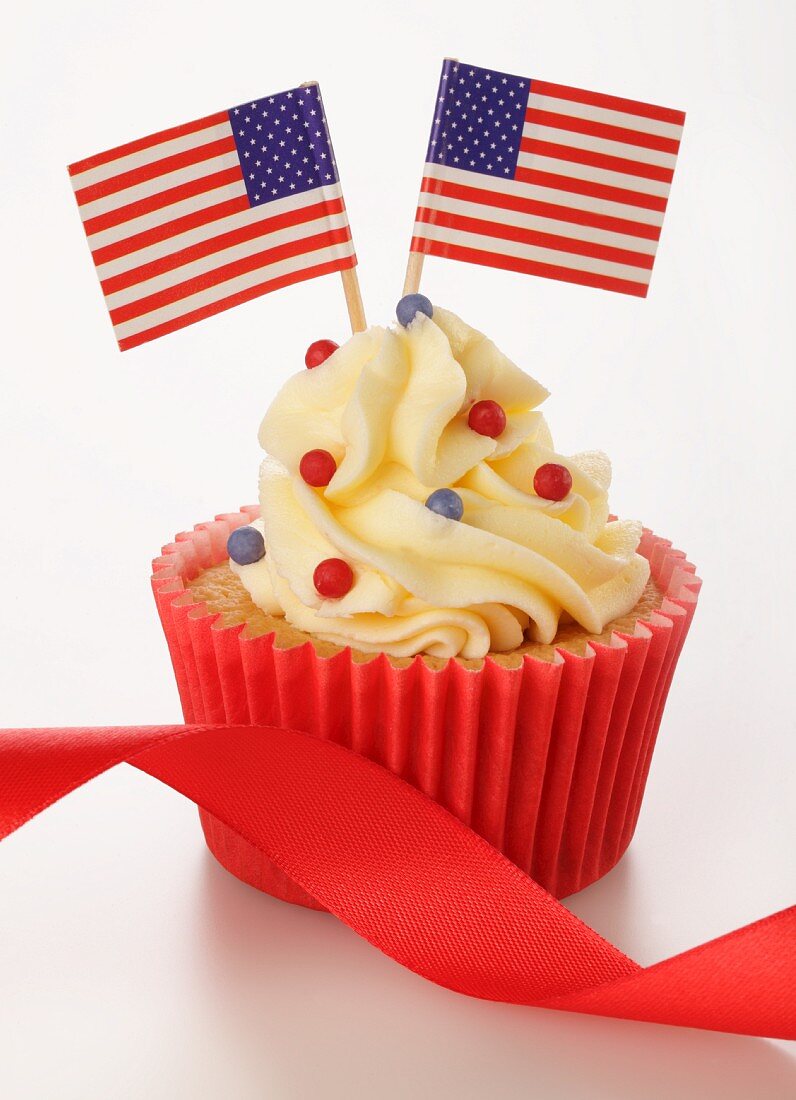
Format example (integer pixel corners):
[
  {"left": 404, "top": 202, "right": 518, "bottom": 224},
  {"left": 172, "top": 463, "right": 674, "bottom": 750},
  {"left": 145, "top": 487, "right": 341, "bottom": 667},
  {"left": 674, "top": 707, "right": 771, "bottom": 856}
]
[{"left": 1, "top": 722, "right": 793, "bottom": 1038}]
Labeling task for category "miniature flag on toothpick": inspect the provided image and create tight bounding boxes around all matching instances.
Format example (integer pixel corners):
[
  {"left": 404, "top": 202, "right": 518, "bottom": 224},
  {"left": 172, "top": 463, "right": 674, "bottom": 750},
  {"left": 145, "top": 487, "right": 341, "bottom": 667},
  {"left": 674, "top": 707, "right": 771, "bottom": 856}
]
[
  {"left": 405, "top": 59, "right": 684, "bottom": 298},
  {"left": 69, "top": 83, "right": 364, "bottom": 351}
]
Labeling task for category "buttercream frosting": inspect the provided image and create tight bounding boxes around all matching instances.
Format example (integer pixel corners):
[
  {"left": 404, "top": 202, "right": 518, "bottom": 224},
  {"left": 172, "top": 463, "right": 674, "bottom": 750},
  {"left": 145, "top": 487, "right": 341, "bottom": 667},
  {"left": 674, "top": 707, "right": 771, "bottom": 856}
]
[{"left": 230, "top": 308, "right": 650, "bottom": 659}]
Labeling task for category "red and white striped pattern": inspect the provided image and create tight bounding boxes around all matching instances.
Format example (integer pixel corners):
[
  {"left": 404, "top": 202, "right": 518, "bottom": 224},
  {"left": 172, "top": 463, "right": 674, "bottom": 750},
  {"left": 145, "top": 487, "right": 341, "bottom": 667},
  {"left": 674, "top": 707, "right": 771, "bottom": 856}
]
[
  {"left": 412, "top": 80, "right": 684, "bottom": 297},
  {"left": 69, "top": 112, "right": 356, "bottom": 350}
]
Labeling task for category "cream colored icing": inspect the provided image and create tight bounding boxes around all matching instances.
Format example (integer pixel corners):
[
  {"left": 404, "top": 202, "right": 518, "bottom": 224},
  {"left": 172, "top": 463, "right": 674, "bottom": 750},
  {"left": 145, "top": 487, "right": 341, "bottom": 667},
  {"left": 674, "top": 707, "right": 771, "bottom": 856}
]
[{"left": 230, "top": 308, "right": 650, "bottom": 659}]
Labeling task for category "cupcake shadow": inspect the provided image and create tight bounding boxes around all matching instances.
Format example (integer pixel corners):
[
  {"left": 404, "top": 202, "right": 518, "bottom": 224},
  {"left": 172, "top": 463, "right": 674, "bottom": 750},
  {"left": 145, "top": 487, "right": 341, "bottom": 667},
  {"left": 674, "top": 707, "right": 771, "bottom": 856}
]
[{"left": 190, "top": 843, "right": 796, "bottom": 1100}]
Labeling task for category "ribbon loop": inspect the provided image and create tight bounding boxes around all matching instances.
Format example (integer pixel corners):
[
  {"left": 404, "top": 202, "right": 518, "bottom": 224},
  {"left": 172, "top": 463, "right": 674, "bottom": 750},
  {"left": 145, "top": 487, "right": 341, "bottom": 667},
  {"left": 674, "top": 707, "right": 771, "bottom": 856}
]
[{"left": 1, "top": 723, "right": 793, "bottom": 1038}]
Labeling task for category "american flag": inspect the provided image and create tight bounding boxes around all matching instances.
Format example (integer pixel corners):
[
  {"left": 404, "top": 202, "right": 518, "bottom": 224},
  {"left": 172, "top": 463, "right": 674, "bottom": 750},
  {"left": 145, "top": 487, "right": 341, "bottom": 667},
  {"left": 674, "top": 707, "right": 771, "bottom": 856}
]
[
  {"left": 69, "top": 84, "right": 356, "bottom": 350},
  {"left": 411, "top": 60, "right": 685, "bottom": 297}
]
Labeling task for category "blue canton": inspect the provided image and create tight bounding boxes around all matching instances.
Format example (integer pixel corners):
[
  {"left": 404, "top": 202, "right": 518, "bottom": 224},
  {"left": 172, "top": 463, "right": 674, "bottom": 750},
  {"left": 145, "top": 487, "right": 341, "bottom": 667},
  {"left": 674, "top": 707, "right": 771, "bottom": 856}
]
[
  {"left": 228, "top": 84, "right": 339, "bottom": 207},
  {"left": 426, "top": 60, "right": 530, "bottom": 180}
]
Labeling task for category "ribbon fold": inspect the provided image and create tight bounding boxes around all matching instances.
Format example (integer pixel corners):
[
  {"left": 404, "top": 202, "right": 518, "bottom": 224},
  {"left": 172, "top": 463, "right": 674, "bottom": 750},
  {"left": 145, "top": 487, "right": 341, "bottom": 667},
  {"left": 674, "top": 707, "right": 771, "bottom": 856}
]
[{"left": 1, "top": 723, "right": 793, "bottom": 1038}]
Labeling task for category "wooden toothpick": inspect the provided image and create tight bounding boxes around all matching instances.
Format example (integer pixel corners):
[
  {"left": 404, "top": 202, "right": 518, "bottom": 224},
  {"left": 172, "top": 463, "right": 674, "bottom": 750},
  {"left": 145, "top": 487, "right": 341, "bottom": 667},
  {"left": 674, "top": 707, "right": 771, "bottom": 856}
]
[
  {"left": 301, "top": 80, "right": 367, "bottom": 334},
  {"left": 402, "top": 60, "right": 458, "bottom": 301},
  {"left": 402, "top": 252, "right": 425, "bottom": 297},
  {"left": 340, "top": 266, "right": 367, "bottom": 333}
]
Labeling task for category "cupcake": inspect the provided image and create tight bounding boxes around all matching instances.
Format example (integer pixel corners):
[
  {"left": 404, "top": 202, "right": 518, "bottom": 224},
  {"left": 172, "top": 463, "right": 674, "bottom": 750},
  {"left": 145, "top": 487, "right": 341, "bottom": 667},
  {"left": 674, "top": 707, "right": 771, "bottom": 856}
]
[{"left": 153, "top": 297, "right": 700, "bottom": 907}]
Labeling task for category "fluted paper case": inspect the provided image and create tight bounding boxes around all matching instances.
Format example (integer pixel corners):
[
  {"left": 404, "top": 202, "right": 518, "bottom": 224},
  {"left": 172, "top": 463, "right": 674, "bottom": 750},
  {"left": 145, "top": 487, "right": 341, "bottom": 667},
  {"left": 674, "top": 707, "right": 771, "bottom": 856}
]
[{"left": 152, "top": 508, "right": 700, "bottom": 907}]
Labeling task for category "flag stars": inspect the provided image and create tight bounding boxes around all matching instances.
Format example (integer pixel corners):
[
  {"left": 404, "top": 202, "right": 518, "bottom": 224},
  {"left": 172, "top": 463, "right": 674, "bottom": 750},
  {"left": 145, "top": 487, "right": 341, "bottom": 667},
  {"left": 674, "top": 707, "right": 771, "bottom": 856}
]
[
  {"left": 426, "top": 63, "right": 528, "bottom": 182},
  {"left": 229, "top": 87, "right": 339, "bottom": 205}
]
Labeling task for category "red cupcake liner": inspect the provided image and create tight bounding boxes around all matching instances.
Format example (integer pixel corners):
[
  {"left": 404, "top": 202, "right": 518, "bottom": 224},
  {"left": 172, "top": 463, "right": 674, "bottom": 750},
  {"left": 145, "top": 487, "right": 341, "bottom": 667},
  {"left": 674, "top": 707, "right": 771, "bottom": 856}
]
[{"left": 152, "top": 511, "right": 700, "bottom": 905}]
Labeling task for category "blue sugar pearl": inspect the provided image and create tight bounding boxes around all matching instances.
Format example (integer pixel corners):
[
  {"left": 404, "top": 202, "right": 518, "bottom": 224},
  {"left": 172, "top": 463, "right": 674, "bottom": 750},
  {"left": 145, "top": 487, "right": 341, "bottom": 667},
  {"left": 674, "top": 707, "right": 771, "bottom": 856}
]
[
  {"left": 227, "top": 526, "right": 266, "bottom": 565},
  {"left": 425, "top": 488, "right": 464, "bottom": 522},
  {"left": 396, "top": 293, "right": 433, "bottom": 327}
]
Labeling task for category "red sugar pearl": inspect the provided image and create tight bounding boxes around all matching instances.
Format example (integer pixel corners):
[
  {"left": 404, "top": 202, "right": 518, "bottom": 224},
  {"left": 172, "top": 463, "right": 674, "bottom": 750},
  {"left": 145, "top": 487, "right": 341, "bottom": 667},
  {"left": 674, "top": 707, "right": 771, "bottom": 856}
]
[
  {"left": 305, "top": 339, "right": 339, "bottom": 369},
  {"left": 299, "top": 449, "right": 337, "bottom": 487},
  {"left": 533, "top": 462, "right": 573, "bottom": 502},
  {"left": 468, "top": 399, "right": 506, "bottom": 438},
  {"left": 313, "top": 558, "right": 354, "bottom": 599}
]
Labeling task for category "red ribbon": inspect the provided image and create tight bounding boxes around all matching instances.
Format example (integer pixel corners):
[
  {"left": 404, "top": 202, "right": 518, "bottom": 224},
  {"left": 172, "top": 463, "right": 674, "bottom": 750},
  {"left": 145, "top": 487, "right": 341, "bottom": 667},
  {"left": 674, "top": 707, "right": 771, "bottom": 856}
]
[{"left": 2, "top": 722, "right": 794, "bottom": 1038}]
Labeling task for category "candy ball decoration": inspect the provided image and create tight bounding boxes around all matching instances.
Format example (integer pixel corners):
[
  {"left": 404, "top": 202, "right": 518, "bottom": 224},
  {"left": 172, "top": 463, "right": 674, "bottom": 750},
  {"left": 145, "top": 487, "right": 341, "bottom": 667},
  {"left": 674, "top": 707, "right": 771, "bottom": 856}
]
[
  {"left": 305, "top": 339, "right": 339, "bottom": 369},
  {"left": 396, "top": 293, "right": 433, "bottom": 327},
  {"left": 299, "top": 449, "right": 337, "bottom": 487},
  {"left": 468, "top": 400, "right": 506, "bottom": 438},
  {"left": 533, "top": 462, "right": 573, "bottom": 501},
  {"left": 313, "top": 558, "right": 354, "bottom": 599},
  {"left": 425, "top": 488, "right": 464, "bottom": 521},
  {"left": 227, "top": 526, "right": 266, "bottom": 565}
]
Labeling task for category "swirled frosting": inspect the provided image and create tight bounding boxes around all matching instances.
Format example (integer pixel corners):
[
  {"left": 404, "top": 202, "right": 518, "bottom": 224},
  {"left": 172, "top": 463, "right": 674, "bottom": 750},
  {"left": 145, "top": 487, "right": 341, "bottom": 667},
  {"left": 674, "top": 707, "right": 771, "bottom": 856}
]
[{"left": 230, "top": 308, "right": 650, "bottom": 659}]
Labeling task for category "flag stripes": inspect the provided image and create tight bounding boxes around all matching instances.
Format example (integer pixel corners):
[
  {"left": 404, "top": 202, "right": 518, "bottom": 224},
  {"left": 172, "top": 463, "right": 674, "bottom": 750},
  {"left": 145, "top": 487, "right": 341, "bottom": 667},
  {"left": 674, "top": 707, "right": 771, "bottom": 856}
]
[
  {"left": 70, "top": 87, "right": 355, "bottom": 349},
  {"left": 412, "top": 62, "right": 684, "bottom": 297}
]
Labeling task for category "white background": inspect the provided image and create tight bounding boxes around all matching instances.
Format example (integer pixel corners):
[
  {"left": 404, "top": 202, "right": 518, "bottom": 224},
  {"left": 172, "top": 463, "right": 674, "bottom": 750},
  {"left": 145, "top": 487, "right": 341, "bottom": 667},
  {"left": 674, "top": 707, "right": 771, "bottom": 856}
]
[{"left": 1, "top": 1, "right": 795, "bottom": 1096}]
